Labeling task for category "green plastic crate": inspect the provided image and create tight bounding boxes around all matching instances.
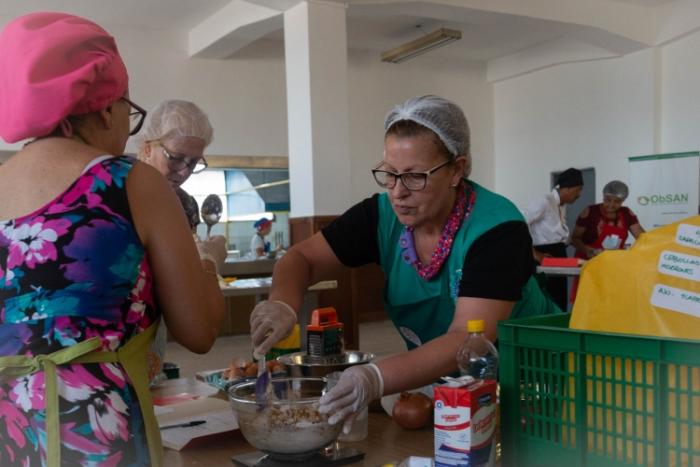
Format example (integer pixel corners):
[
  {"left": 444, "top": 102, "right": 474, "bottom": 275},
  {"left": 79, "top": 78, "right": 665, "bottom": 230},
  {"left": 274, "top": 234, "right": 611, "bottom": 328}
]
[{"left": 498, "top": 314, "right": 700, "bottom": 467}]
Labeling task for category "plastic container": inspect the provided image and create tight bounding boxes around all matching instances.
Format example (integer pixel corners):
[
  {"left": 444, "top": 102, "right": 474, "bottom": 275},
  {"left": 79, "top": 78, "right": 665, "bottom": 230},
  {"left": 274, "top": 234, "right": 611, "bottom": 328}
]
[
  {"left": 341, "top": 406, "right": 368, "bottom": 442},
  {"left": 325, "top": 371, "right": 369, "bottom": 441},
  {"left": 498, "top": 313, "right": 700, "bottom": 467},
  {"left": 266, "top": 324, "right": 301, "bottom": 360},
  {"left": 457, "top": 319, "right": 499, "bottom": 380}
]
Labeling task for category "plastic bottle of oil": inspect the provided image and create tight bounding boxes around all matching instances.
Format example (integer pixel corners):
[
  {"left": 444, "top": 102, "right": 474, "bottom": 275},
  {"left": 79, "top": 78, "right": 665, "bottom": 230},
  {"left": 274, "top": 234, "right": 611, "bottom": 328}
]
[{"left": 455, "top": 319, "right": 501, "bottom": 464}]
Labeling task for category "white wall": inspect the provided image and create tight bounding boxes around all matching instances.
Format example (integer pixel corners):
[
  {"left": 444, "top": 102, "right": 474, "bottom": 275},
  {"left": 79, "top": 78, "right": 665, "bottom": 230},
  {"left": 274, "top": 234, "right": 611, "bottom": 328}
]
[
  {"left": 347, "top": 49, "right": 493, "bottom": 201},
  {"left": 118, "top": 29, "right": 289, "bottom": 158},
  {"left": 0, "top": 21, "right": 493, "bottom": 212},
  {"left": 660, "top": 29, "right": 700, "bottom": 153},
  {"left": 494, "top": 49, "right": 657, "bottom": 209},
  {"left": 0, "top": 22, "right": 290, "bottom": 157}
]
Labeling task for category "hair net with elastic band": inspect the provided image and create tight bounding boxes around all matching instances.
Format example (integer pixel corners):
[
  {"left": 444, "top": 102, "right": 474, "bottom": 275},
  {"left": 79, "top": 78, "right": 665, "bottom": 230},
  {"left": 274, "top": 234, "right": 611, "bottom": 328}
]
[
  {"left": 0, "top": 12, "right": 128, "bottom": 143},
  {"left": 137, "top": 99, "right": 213, "bottom": 149},
  {"left": 384, "top": 95, "right": 470, "bottom": 158},
  {"left": 603, "top": 180, "right": 629, "bottom": 200}
]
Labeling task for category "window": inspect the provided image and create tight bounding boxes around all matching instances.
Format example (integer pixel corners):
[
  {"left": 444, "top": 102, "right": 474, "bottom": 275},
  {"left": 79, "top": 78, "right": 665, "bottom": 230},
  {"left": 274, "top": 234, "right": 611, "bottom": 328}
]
[{"left": 182, "top": 168, "right": 290, "bottom": 253}]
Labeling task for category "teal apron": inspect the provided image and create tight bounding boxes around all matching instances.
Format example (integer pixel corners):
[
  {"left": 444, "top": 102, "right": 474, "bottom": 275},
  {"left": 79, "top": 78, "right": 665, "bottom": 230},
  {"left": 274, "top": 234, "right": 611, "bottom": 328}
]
[{"left": 377, "top": 181, "right": 561, "bottom": 350}]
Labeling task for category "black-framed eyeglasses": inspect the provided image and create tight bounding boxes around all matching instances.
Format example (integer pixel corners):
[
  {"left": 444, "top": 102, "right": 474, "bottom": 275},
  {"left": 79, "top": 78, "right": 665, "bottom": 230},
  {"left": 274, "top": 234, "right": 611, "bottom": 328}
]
[
  {"left": 160, "top": 144, "right": 208, "bottom": 174},
  {"left": 371, "top": 159, "right": 453, "bottom": 191},
  {"left": 120, "top": 97, "right": 147, "bottom": 136}
]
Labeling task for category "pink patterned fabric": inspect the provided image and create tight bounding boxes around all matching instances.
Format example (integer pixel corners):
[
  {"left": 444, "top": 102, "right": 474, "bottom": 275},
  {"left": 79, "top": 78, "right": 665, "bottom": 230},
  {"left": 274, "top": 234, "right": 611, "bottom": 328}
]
[
  {"left": 0, "top": 156, "right": 157, "bottom": 465},
  {"left": 0, "top": 12, "right": 128, "bottom": 143}
]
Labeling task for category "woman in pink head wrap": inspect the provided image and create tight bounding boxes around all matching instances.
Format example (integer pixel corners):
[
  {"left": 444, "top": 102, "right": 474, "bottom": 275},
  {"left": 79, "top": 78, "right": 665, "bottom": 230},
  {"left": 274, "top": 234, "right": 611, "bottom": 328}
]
[{"left": 0, "top": 12, "right": 223, "bottom": 467}]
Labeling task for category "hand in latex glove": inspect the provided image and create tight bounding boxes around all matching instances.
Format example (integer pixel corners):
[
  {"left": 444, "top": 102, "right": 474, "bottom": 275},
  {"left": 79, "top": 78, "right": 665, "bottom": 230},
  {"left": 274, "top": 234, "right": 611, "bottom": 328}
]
[
  {"left": 196, "top": 235, "right": 227, "bottom": 272},
  {"left": 319, "top": 363, "right": 384, "bottom": 433},
  {"left": 250, "top": 300, "right": 297, "bottom": 359}
]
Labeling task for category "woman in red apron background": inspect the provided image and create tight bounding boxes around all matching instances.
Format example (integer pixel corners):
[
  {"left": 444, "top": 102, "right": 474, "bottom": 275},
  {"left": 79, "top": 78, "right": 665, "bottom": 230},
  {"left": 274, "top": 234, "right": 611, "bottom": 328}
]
[{"left": 570, "top": 180, "right": 645, "bottom": 301}]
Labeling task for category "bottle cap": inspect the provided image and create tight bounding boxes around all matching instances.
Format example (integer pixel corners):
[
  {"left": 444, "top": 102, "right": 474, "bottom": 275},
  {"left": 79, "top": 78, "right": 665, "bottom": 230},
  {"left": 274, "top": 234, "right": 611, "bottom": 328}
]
[{"left": 467, "top": 319, "right": 485, "bottom": 333}]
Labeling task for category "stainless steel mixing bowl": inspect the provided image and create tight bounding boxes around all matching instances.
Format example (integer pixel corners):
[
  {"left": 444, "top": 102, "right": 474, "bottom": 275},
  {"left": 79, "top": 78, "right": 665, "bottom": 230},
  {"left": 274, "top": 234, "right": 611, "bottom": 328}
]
[
  {"left": 277, "top": 350, "right": 375, "bottom": 378},
  {"left": 228, "top": 377, "right": 341, "bottom": 461}
]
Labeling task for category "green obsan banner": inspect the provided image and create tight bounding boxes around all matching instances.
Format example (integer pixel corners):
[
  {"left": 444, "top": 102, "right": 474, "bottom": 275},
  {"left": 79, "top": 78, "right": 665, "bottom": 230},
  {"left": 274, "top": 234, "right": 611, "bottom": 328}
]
[{"left": 629, "top": 152, "right": 699, "bottom": 230}]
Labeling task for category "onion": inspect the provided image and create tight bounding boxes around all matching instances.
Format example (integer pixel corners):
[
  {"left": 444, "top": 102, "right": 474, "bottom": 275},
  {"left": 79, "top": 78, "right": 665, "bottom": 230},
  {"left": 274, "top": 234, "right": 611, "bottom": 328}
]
[{"left": 392, "top": 392, "right": 433, "bottom": 430}]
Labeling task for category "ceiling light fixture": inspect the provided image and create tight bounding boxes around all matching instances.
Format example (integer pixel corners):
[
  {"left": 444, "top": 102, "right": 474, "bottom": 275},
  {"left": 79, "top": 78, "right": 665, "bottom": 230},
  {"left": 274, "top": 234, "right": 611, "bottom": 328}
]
[{"left": 381, "top": 28, "right": 462, "bottom": 64}]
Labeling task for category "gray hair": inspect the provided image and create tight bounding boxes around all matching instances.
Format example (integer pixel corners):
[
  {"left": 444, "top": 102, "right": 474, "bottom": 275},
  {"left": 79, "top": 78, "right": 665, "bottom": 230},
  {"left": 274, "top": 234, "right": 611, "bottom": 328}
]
[
  {"left": 384, "top": 95, "right": 471, "bottom": 176},
  {"left": 603, "top": 180, "right": 629, "bottom": 200},
  {"left": 135, "top": 99, "right": 213, "bottom": 155}
]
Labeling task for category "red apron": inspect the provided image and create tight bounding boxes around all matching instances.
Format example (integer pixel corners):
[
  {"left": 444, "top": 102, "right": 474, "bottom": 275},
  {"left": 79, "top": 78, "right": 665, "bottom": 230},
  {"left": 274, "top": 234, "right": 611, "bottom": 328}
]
[{"left": 571, "top": 209, "right": 629, "bottom": 301}]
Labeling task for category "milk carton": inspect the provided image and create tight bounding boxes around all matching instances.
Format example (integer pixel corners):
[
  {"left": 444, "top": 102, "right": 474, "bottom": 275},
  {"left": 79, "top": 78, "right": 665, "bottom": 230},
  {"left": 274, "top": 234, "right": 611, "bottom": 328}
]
[{"left": 434, "top": 378, "right": 497, "bottom": 467}]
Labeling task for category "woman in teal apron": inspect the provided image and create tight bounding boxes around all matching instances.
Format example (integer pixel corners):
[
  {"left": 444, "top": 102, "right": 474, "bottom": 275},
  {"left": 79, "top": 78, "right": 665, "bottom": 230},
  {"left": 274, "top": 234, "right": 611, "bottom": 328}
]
[
  {"left": 0, "top": 13, "right": 224, "bottom": 466},
  {"left": 249, "top": 95, "right": 560, "bottom": 433}
]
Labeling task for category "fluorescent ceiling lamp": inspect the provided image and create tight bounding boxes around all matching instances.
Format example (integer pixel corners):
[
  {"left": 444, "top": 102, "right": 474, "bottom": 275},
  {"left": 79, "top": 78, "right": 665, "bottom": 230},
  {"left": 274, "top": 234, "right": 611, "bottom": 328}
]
[{"left": 381, "top": 28, "right": 462, "bottom": 64}]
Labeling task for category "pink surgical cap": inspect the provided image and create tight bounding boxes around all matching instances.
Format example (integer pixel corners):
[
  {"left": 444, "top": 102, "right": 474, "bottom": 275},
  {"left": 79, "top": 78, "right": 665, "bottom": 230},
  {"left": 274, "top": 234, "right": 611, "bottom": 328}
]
[{"left": 0, "top": 12, "right": 129, "bottom": 143}]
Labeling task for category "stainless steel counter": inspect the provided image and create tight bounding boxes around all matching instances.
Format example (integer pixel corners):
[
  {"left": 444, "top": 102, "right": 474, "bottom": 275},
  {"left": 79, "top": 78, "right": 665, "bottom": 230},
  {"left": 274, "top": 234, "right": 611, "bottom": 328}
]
[{"left": 220, "top": 258, "right": 277, "bottom": 277}]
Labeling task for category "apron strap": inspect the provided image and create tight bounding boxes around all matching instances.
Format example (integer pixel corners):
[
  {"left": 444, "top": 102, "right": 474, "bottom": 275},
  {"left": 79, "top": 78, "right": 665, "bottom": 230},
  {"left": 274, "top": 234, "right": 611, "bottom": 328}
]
[
  {"left": 0, "top": 337, "right": 102, "bottom": 467},
  {"left": 0, "top": 323, "right": 162, "bottom": 467},
  {"left": 75, "top": 322, "right": 162, "bottom": 467}
]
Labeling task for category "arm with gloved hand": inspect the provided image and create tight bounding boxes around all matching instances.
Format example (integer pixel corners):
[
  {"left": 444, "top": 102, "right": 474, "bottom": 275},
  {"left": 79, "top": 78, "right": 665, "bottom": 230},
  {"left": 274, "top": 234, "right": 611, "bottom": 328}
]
[
  {"left": 249, "top": 232, "right": 346, "bottom": 359},
  {"left": 318, "top": 296, "right": 514, "bottom": 431},
  {"left": 318, "top": 364, "right": 384, "bottom": 434}
]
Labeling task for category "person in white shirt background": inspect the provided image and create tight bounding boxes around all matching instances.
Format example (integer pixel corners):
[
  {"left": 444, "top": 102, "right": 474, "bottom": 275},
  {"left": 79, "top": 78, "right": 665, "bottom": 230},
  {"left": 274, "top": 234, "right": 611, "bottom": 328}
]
[{"left": 522, "top": 167, "right": 583, "bottom": 310}]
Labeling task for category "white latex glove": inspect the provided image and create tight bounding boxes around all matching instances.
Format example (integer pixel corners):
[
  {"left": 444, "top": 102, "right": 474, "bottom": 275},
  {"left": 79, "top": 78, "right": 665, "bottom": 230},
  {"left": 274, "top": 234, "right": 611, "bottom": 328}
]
[
  {"left": 318, "top": 363, "right": 384, "bottom": 433},
  {"left": 196, "top": 235, "right": 227, "bottom": 273},
  {"left": 250, "top": 300, "right": 297, "bottom": 359}
]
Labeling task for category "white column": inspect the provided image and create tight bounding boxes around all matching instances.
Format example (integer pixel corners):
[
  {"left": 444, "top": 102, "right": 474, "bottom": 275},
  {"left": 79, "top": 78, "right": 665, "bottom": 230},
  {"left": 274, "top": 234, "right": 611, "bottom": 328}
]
[{"left": 284, "top": 1, "right": 351, "bottom": 217}]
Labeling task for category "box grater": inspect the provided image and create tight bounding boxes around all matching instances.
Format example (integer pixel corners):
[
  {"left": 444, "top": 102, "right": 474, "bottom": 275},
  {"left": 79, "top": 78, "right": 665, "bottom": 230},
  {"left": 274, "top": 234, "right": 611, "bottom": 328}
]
[{"left": 306, "top": 307, "right": 344, "bottom": 357}]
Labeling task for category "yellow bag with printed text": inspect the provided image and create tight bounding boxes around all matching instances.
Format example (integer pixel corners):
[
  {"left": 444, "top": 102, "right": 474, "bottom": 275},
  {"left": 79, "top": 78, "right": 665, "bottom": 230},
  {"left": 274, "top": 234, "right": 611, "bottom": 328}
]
[
  {"left": 571, "top": 215, "right": 700, "bottom": 338},
  {"left": 567, "top": 216, "right": 700, "bottom": 465}
]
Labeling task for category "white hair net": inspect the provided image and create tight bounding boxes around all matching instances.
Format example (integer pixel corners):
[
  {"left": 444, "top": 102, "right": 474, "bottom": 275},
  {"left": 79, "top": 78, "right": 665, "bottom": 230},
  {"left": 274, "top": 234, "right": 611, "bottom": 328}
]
[
  {"left": 136, "top": 99, "right": 213, "bottom": 149},
  {"left": 603, "top": 180, "right": 629, "bottom": 200},
  {"left": 384, "top": 95, "right": 470, "bottom": 158}
]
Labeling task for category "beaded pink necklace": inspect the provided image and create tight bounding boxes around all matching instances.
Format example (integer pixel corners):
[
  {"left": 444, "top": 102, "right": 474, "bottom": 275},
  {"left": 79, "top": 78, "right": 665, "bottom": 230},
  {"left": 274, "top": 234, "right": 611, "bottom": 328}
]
[{"left": 399, "top": 181, "right": 476, "bottom": 280}]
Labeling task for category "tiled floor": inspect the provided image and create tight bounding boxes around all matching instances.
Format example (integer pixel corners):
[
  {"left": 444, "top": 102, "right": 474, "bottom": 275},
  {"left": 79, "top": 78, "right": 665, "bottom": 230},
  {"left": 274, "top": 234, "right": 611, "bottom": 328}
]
[{"left": 166, "top": 320, "right": 406, "bottom": 377}]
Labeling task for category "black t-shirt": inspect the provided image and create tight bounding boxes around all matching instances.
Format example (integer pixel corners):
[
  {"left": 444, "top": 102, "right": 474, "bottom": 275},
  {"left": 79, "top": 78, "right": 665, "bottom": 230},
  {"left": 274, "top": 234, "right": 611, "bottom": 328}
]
[{"left": 321, "top": 194, "right": 534, "bottom": 301}]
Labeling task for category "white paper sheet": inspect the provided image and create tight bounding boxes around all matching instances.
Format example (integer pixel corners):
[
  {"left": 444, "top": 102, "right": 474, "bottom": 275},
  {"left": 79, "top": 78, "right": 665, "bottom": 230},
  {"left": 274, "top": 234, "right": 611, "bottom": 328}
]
[{"left": 156, "top": 397, "right": 238, "bottom": 451}]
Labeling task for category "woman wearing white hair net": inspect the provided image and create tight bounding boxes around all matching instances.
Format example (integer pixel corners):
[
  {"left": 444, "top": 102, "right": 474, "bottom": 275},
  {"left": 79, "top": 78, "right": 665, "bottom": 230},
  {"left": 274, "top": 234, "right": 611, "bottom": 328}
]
[
  {"left": 572, "top": 180, "right": 645, "bottom": 259},
  {"left": 249, "top": 95, "right": 560, "bottom": 432},
  {"left": 138, "top": 100, "right": 208, "bottom": 228},
  {"left": 138, "top": 100, "right": 227, "bottom": 381}
]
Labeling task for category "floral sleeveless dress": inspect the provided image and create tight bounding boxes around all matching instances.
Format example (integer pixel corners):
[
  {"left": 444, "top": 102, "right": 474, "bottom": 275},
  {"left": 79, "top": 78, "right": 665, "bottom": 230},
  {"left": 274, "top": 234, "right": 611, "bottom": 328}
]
[{"left": 0, "top": 155, "right": 158, "bottom": 466}]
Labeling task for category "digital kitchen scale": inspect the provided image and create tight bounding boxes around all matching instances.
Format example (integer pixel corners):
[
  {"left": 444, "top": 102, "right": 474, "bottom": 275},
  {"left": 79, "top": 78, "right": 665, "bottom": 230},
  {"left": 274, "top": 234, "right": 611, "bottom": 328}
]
[{"left": 231, "top": 446, "right": 364, "bottom": 467}]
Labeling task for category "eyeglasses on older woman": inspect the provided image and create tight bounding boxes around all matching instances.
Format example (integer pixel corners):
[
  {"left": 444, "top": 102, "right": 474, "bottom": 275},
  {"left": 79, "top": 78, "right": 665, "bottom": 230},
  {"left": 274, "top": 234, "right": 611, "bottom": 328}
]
[{"left": 371, "top": 159, "right": 452, "bottom": 191}]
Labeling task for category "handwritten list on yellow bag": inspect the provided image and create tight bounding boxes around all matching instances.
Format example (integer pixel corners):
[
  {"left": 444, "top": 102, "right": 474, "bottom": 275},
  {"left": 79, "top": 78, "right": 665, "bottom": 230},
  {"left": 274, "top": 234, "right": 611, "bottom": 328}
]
[
  {"left": 568, "top": 216, "right": 700, "bottom": 465},
  {"left": 571, "top": 215, "right": 700, "bottom": 338}
]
